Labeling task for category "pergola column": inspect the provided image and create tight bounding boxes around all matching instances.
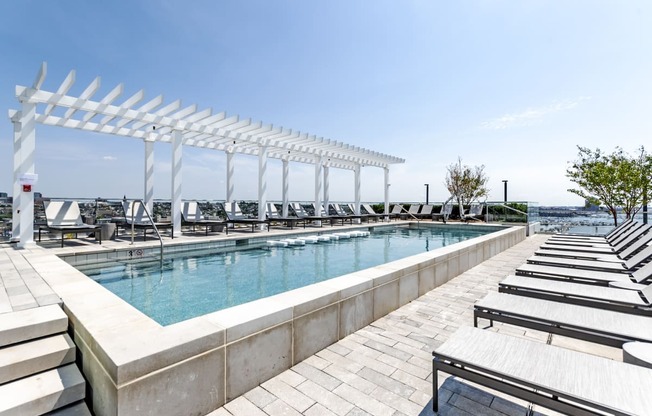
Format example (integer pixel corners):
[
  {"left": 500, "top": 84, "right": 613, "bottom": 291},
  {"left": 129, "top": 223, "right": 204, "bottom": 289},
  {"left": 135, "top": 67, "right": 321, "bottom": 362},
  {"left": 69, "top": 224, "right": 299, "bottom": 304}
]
[
  {"left": 13, "top": 103, "right": 37, "bottom": 247},
  {"left": 282, "top": 158, "right": 289, "bottom": 217},
  {"left": 144, "top": 136, "right": 155, "bottom": 213},
  {"left": 226, "top": 150, "right": 234, "bottom": 215},
  {"left": 354, "top": 163, "right": 361, "bottom": 215},
  {"left": 258, "top": 145, "right": 268, "bottom": 224},
  {"left": 323, "top": 162, "right": 330, "bottom": 215},
  {"left": 314, "top": 155, "right": 324, "bottom": 216},
  {"left": 384, "top": 166, "right": 390, "bottom": 219},
  {"left": 171, "top": 129, "right": 182, "bottom": 237}
]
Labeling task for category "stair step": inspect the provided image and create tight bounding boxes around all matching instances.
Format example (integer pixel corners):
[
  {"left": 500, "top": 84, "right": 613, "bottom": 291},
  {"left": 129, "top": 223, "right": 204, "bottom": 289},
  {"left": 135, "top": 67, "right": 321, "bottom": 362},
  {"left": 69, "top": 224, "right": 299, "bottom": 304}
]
[
  {"left": 0, "top": 305, "right": 67, "bottom": 348},
  {"left": 0, "top": 334, "right": 76, "bottom": 385},
  {"left": 0, "top": 364, "right": 85, "bottom": 416},
  {"left": 46, "top": 401, "right": 92, "bottom": 416}
]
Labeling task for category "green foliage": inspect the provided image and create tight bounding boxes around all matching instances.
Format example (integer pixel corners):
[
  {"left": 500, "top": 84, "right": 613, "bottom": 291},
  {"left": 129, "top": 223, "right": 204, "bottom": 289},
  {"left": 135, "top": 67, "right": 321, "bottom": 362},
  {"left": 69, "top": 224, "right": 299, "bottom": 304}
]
[
  {"left": 566, "top": 146, "right": 652, "bottom": 226},
  {"left": 445, "top": 157, "right": 489, "bottom": 216}
]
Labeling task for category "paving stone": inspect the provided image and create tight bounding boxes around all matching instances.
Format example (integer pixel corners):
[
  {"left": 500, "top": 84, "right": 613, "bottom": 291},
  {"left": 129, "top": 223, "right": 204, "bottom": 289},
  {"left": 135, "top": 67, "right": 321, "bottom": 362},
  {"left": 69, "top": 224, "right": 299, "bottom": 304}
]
[
  {"left": 222, "top": 396, "right": 268, "bottom": 416},
  {"left": 303, "top": 403, "right": 338, "bottom": 416},
  {"left": 357, "top": 367, "right": 415, "bottom": 398},
  {"left": 332, "top": 383, "right": 395, "bottom": 416},
  {"left": 262, "top": 378, "right": 315, "bottom": 413},
  {"left": 244, "top": 386, "right": 277, "bottom": 408},
  {"left": 291, "top": 362, "right": 342, "bottom": 391},
  {"left": 278, "top": 369, "right": 307, "bottom": 387},
  {"left": 368, "top": 385, "right": 423, "bottom": 415},
  {"left": 323, "top": 364, "right": 377, "bottom": 395},
  {"left": 263, "top": 399, "right": 304, "bottom": 416},
  {"left": 296, "top": 379, "right": 355, "bottom": 416}
]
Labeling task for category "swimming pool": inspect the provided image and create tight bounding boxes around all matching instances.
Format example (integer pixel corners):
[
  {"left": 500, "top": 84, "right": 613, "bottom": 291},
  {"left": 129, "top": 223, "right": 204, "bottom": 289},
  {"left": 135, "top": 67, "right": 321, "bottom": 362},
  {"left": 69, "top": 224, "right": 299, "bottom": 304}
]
[{"left": 83, "top": 226, "right": 493, "bottom": 325}]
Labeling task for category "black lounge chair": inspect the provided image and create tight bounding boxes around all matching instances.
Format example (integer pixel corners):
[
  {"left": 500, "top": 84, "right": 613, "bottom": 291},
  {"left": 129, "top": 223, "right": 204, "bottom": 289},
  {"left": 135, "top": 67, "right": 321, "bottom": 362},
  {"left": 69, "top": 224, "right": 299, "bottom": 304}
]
[
  {"left": 181, "top": 201, "right": 227, "bottom": 235},
  {"left": 39, "top": 200, "right": 102, "bottom": 247},
  {"left": 224, "top": 202, "right": 270, "bottom": 232},
  {"left": 499, "top": 274, "right": 652, "bottom": 316},
  {"left": 120, "top": 200, "right": 174, "bottom": 240},
  {"left": 266, "top": 203, "right": 306, "bottom": 229},
  {"left": 432, "top": 203, "right": 452, "bottom": 223},
  {"left": 433, "top": 326, "right": 652, "bottom": 415},
  {"left": 474, "top": 291, "right": 652, "bottom": 347}
]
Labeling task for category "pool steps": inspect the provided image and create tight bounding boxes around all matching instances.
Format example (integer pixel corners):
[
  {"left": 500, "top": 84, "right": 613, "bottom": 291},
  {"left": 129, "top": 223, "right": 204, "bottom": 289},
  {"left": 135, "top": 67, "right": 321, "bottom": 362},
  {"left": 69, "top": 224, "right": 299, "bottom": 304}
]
[
  {"left": 0, "top": 305, "right": 90, "bottom": 415},
  {"left": 266, "top": 231, "right": 370, "bottom": 248}
]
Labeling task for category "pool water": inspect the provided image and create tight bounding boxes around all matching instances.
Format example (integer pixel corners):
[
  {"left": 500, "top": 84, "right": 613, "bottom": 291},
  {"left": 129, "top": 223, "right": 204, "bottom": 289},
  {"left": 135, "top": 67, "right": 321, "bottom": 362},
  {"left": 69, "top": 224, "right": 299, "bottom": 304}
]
[{"left": 84, "top": 226, "right": 493, "bottom": 325}]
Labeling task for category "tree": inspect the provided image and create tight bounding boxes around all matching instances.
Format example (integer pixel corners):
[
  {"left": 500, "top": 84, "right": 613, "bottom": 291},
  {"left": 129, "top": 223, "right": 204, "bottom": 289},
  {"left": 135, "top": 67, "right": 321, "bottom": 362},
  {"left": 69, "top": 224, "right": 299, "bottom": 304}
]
[
  {"left": 444, "top": 157, "right": 489, "bottom": 218},
  {"left": 566, "top": 146, "right": 651, "bottom": 226}
]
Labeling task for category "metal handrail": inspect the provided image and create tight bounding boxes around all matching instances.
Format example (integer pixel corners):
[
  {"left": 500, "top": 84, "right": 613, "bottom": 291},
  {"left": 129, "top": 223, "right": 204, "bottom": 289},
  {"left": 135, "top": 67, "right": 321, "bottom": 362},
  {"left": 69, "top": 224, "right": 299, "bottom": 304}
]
[
  {"left": 487, "top": 202, "right": 529, "bottom": 223},
  {"left": 129, "top": 199, "right": 164, "bottom": 263}
]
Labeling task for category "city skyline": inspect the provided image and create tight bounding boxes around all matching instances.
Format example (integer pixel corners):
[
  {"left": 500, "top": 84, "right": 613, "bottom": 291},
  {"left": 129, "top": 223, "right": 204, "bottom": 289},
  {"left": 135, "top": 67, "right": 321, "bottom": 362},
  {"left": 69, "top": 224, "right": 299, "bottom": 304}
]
[{"left": 1, "top": 1, "right": 651, "bottom": 205}]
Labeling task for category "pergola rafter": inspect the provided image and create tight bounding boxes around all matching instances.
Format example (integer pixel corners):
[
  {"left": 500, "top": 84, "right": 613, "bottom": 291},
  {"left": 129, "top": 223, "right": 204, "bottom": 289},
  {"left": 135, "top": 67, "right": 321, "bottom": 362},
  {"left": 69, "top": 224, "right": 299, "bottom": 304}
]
[{"left": 10, "top": 63, "right": 404, "bottom": 246}]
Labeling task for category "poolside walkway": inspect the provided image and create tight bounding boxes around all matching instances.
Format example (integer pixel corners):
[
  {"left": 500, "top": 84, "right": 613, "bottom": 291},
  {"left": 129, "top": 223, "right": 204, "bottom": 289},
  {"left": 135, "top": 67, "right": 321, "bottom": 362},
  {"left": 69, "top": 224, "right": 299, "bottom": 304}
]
[{"left": 208, "top": 233, "right": 621, "bottom": 416}]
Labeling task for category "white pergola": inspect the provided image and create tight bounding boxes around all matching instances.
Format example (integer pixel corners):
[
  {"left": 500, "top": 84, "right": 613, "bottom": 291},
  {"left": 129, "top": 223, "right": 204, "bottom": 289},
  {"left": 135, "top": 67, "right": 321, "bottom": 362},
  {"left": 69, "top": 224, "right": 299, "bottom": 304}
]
[{"left": 10, "top": 63, "right": 405, "bottom": 247}]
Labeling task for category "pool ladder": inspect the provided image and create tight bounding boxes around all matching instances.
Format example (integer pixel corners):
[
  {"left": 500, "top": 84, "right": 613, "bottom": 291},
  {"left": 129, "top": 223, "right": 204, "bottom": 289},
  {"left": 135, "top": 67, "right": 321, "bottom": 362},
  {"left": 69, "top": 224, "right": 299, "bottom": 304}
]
[{"left": 129, "top": 199, "right": 164, "bottom": 264}]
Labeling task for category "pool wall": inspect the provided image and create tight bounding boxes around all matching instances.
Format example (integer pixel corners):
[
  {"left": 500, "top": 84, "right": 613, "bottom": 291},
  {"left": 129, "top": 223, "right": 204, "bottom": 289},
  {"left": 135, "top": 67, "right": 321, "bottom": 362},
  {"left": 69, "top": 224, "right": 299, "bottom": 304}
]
[{"left": 28, "top": 223, "right": 525, "bottom": 416}]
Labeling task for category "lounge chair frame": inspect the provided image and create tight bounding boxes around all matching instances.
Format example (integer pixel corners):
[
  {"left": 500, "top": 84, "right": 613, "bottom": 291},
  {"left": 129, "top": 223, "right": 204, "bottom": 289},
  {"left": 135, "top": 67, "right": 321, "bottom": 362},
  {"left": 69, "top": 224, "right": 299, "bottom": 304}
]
[
  {"left": 224, "top": 201, "right": 270, "bottom": 232},
  {"left": 181, "top": 201, "right": 227, "bottom": 235},
  {"left": 119, "top": 201, "right": 174, "bottom": 240},
  {"left": 432, "top": 327, "right": 652, "bottom": 415},
  {"left": 39, "top": 200, "right": 102, "bottom": 247},
  {"left": 499, "top": 275, "right": 652, "bottom": 316},
  {"left": 474, "top": 293, "right": 652, "bottom": 347}
]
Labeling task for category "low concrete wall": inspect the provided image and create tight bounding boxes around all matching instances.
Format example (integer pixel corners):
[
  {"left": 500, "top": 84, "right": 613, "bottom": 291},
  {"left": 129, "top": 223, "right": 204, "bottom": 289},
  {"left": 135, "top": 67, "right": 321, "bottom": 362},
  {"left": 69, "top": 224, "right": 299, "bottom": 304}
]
[{"left": 28, "top": 223, "right": 526, "bottom": 416}]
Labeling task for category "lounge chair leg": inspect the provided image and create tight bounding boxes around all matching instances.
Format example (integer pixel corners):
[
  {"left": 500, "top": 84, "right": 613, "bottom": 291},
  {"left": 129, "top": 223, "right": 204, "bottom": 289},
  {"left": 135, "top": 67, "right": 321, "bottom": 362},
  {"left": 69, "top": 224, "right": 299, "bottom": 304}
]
[{"left": 432, "top": 360, "right": 439, "bottom": 412}]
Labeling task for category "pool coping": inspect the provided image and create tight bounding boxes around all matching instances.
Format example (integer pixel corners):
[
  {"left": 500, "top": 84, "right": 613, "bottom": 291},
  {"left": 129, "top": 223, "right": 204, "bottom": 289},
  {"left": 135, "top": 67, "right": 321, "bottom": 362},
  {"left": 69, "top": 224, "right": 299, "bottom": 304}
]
[{"left": 25, "top": 222, "right": 525, "bottom": 415}]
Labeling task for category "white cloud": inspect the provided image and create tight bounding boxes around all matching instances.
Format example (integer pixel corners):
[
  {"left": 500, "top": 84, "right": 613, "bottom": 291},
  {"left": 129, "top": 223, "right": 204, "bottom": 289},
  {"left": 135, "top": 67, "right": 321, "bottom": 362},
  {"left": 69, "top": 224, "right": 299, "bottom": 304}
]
[
  {"left": 481, "top": 97, "right": 591, "bottom": 130},
  {"left": 103, "top": 156, "right": 117, "bottom": 161}
]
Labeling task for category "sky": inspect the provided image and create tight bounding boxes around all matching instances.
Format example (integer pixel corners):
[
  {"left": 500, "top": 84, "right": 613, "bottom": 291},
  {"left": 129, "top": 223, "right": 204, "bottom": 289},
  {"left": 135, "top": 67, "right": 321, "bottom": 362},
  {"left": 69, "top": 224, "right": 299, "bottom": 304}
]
[{"left": 1, "top": 1, "right": 651, "bottom": 206}]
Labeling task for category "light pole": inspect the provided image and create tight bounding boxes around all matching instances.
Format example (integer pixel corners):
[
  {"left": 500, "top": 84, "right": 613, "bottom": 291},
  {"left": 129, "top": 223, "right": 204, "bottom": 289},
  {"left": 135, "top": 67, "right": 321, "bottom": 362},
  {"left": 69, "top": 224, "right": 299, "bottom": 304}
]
[
  {"left": 502, "top": 180, "right": 508, "bottom": 203},
  {"left": 424, "top": 184, "right": 429, "bottom": 205}
]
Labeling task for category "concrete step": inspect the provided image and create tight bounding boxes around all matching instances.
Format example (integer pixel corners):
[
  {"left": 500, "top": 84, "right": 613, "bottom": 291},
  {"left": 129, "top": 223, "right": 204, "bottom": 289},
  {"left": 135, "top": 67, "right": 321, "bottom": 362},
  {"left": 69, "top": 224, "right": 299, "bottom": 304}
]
[
  {"left": 46, "top": 401, "right": 92, "bottom": 416},
  {"left": 0, "top": 364, "right": 85, "bottom": 416},
  {"left": 0, "top": 305, "right": 68, "bottom": 348},
  {"left": 0, "top": 334, "right": 76, "bottom": 385}
]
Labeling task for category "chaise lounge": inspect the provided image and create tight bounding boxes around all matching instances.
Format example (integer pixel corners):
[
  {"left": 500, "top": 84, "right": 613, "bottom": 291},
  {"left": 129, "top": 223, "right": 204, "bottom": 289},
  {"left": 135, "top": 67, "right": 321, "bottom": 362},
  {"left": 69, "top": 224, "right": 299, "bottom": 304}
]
[
  {"left": 499, "top": 274, "right": 652, "bottom": 315},
  {"left": 474, "top": 291, "right": 652, "bottom": 347},
  {"left": 432, "top": 326, "right": 652, "bottom": 415},
  {"left": 39, "top": 200, "right": 102, "bottom": 247},
  {"left": 181, "top": 201, "right": 227, "bottom": 235}
]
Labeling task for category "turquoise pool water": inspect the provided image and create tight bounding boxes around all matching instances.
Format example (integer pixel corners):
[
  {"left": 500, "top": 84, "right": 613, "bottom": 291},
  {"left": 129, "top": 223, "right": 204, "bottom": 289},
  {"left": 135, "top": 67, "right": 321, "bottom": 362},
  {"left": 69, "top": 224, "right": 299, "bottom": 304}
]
[{"left": 84, "top": 226, "right": 494, "bottom": 325}]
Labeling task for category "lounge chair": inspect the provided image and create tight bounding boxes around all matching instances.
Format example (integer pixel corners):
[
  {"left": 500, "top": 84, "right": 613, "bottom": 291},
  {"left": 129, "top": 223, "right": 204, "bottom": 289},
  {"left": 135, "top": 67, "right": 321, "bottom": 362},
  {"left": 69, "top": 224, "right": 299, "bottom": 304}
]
[
  {"left": 328, "top": 204, "right": 358, "bottom": 225},
  {"left": 538, "top": 223, "right": 652, "bottom": 255},
  {"left": 181, "top": 201, "right": 227, "bottom": 235},
  {"left": 291, "top": 203, "right": 329, "bottom": 227},
  {"left": 525, "top": 244, "right": 652, "bottom": 272},
  {"left": 462, "top": 203, "right": 484, "bottom": 222},
  {"left": 415, "top": 204, "right": 434, "bottom": 220},
  {"left": 552, "top": 217, "right": 634, "bottom": 240},
  {"left": 516, "top": 259, "right": 652, "bottom": 286},
  {"left": 548, "top": 220, "right": 640, "bottom": 246},
  {"left": 432, "top": 203, "right": 452, "bottom": 223},
  {"left": 474, "top": 291, "right": 652, "bottom": 347},
  {"left": 432, "top": 326, "right": 652, "bottom": 415},
  {"left": 38, "top": 200, "right": 102, "bottom": 247},
  {"left": 499, "top": 275, "right": 652, "bottom": 316},
  {"left": 266, "top": 203, "right": 306, "bottom": 229},
  {"left": 388, "top": 204, "right": 404, "bottom": 221},
  {"left": 401, "top": 204, "right": 420, "bottom": 220},
  {"left": 120, "top": 200, "right": 174, "bottom": 240},
  {"left": 224, "top": 201, "right": 270, "bottom": 232},
  {"left": 361, "top": 204, "right": 384, "bottom": 222}
]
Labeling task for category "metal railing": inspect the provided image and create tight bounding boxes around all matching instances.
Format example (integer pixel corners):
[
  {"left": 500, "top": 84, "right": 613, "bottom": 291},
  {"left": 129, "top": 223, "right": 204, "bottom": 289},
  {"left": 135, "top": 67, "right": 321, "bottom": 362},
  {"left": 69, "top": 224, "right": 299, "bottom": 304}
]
[{"left": 129, "top": 199, "right": 164, "bottom": 264}]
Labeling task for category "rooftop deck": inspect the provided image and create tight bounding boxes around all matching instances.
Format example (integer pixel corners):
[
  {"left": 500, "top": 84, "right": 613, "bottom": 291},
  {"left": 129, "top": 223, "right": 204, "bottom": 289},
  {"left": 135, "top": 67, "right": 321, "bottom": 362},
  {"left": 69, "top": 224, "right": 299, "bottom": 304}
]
[{"left": 0, "top": 227, "right": 621, "bottom": 415}]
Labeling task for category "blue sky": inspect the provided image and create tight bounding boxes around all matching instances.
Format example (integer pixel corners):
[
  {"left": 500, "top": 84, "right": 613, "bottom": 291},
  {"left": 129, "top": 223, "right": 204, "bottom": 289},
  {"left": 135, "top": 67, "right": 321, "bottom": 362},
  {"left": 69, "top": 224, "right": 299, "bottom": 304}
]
[{"left": 1, "top": 1, "right": 650, "bottom": 205}]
